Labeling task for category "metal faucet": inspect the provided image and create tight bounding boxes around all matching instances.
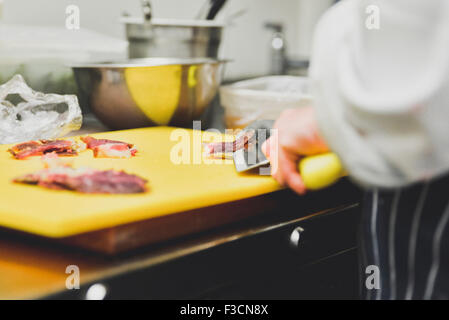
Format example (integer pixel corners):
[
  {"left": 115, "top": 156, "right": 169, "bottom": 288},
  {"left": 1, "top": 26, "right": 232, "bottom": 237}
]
[
  {"left": 264, "top": 22, "right": 309, "bottom": 75},
  {"left": 141, "top": 0, "right": 152, "bottom": 22}
]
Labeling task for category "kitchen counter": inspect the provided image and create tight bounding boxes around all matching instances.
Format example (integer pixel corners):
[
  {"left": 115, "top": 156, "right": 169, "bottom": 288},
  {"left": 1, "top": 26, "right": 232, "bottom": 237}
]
[
  {"left": 0, "top": 105, "right": 364, "bottom": 300},
  {"left": 0, "top": 181, "right": 362, "bottom": 300}
]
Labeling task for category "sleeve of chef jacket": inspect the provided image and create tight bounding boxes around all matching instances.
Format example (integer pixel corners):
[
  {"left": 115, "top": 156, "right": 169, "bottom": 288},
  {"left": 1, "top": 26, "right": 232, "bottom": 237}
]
[{"left": 309, "top": 0, "right": 449, "bottom": 188}]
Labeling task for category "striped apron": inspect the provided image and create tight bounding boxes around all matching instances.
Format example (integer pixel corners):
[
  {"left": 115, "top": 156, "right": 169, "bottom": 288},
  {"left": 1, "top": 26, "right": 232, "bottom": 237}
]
[{"left": 360, "top": 173, "right": 449, "bottom": 300}]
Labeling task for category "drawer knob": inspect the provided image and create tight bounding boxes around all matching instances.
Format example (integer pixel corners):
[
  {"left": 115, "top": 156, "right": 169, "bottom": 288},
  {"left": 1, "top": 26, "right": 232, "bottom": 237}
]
[
  {"left": 85, "top": 283, "right": 108, "bottom": 300},
  {"left": 289, "top": 226, "right": 304, "bottom": 248}
]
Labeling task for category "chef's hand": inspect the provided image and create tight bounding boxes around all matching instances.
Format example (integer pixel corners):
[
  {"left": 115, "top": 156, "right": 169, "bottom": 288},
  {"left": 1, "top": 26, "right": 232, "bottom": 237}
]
[{"left": 261, "top": 107, "right": 329, "bottom": 195}]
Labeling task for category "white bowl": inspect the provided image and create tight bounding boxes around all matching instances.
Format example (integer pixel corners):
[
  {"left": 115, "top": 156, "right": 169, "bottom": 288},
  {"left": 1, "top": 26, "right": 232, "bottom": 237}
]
[{"left": 220, "top": 76, "right": 313, "bottom": 129}]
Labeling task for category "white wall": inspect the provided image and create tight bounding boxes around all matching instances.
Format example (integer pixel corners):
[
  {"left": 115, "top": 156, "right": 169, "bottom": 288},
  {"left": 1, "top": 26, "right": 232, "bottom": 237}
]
[
  {"left": 296, "top": 0, "right": 334, "bottom": 56},
  {"left": 2, "top": 0, "right": 332, "bottom": 79}
]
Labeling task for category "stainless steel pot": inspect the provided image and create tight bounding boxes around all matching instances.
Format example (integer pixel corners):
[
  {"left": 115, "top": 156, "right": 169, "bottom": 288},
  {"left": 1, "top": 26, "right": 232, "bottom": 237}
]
[{"left": 121, "top": 17, "right": 224, "bottom": 59}]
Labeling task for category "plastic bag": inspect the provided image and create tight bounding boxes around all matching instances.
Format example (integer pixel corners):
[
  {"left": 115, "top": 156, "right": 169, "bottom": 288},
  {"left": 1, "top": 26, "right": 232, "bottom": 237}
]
[{"left": 0, "top": 75, "right": 82, "bottom": 144}]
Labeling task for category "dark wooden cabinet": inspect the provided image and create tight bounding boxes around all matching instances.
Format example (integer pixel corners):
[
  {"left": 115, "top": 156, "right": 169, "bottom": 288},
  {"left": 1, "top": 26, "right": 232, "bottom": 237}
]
[{"left": 48, "top": 202, "right": 361, "bottom": 299}]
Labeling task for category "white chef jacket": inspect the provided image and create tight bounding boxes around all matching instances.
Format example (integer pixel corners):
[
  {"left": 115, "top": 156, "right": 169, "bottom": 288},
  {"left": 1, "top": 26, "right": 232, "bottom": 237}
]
[{"left": 310, "top": 0, "right": 449, "bottom": 188}]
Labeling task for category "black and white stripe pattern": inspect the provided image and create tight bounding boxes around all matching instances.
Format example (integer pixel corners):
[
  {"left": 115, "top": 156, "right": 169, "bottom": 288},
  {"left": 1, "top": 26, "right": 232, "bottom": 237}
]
[
  {"left": 360, "top": 174, "right": 449, "bottom": 300},
  {"left": 388, "top": 190, "right": 401, "bottom": 300}
]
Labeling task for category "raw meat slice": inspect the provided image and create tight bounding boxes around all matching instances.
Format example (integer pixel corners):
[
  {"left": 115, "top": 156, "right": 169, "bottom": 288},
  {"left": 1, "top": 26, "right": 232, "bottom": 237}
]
[
  {"left": 14, "top": 166, "right": 148, "bottom": 194},
  {"left": 204, "top": 130, "right": 255, "bottom": 156},
  {"left": 80, "top": 136, "right": 133, "bottom": 149},
  {"left": 80, "top": 136, "right": 137, "bottom": 158},
  {"left": 8, "top": 139, "right": 77, "bottom": 159}
]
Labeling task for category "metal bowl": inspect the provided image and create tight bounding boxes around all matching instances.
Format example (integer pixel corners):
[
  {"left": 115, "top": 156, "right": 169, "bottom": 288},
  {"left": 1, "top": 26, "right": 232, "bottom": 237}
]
[{"left": 72, "top": 58, "right": 226, "bottom": 129}]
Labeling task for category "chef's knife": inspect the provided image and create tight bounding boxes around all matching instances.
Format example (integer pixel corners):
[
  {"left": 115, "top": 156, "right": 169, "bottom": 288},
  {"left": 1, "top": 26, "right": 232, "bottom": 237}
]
[{"left": 232, "top": 120, "right": 346, "bottom": 190}]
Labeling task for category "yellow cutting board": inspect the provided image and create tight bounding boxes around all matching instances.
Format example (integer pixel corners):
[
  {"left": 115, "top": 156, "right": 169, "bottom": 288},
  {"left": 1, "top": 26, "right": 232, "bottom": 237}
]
[{"left": 0, "top": 127, "right": 280, "bottom": 238}]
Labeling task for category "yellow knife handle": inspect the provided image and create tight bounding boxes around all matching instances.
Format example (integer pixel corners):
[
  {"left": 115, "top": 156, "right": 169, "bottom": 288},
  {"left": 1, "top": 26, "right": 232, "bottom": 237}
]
[{"left": 298, "top": 152, "right": 345, "bottom": 190}]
